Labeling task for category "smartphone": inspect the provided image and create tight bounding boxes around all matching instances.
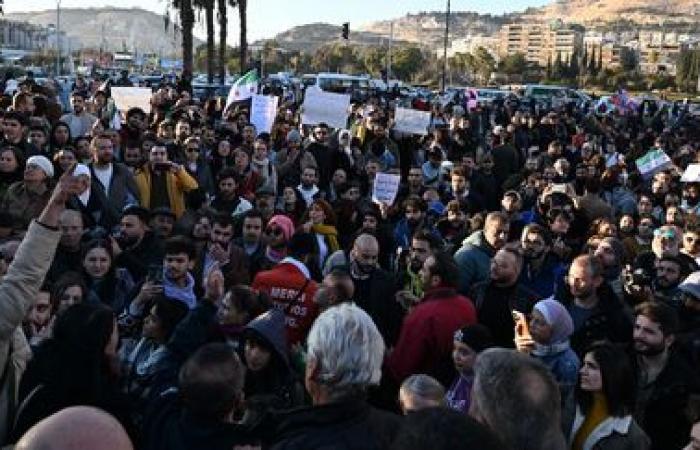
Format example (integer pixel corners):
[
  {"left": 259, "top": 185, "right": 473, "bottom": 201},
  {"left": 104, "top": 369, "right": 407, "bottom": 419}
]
[
  {"left": 512, "top": 311, "right": 531, "bottom": 339},
  {"left": 147, "top": 264, "right": 163, "bottom": 284},
  {"left": 153, "top": 162, "right": 171, "bottom": 172}
]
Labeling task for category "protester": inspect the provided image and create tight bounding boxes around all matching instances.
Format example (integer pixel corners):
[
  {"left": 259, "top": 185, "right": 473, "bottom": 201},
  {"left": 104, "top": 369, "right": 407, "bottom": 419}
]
[{"left": 2, "top": 64, "right": 700, "bottom": 450}]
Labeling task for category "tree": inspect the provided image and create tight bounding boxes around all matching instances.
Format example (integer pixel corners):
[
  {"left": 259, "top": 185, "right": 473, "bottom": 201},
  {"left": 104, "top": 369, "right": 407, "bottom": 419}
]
[
  {"left": 499, "top": 52, "right": 527, "bottom": 75},
  {"left": 552, "top": 51, "right": 564, "bottom": 80},
  {"left": 568, "top": 49, "right": 579, "bottom": 80},
  {"left": 217, "top": 0, "right": 230, "bottom": 83},
  {"left": 620, "top": 47, "right": 638, "bottom": 72},
  {"left": 473, "top": 47, "right": 496, "bottom": 83},
  {"left": 582, "top": 44, "right": 588, "bottom": 75},
  {"left": 588, "top": 45, "right": 597, "bottom": 76},
  {"left": 237, "top": 0, "right": 248, "bottom": 71},
  {"left": 168, "top": 0, "right": 196, "bottom": 77},
  {"left": 546, "top": 54, "right": 552, "bottom": 79},
  {"left": 597, "top": 45, "right": 603, "bottom": 73},
  {"left": 392, "top": 46, "right": 425, "bottom": 81},
  {"left": 194, "top": 0, "right": 216, "bottom": 83}
]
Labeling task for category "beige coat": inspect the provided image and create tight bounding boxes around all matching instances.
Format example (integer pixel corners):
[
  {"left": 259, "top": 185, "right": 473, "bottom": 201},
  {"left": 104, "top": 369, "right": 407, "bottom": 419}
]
[{"left": 0, "top": 221, "right": 61, "bottom": 442}]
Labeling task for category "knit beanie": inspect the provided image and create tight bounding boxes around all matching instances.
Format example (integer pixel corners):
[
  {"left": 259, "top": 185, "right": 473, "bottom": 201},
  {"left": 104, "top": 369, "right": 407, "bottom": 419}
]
[
  {"left": 267, "top": 215, "right": 294, "bottom": 242},
  {"left": 26, "top": 155, "right": 54, "bottom": 178},
  {"left": 533, "top": 298, "right": 574, "bottom": 344},
  {"left": 453, "top": 324, "right": 494, "bottom": 353}
]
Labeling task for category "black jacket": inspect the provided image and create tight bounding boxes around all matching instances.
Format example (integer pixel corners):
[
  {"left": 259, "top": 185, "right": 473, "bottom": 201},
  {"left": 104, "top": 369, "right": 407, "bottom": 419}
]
[
  {"left": 558, "top": 283, "right": 633, "bottom": 356},
  {"left": 268, "top": 399, "right": 402, "bottom": 450},
  {"left": 633, "top": 350, "right": 700, "bottom": 450},
  {"left": 115, "top": 231, "right": 165, "bottom": 284},
  {"left": 470, "top": 281, "right": 539, "bottom": 348},
  {"left": 352, "top": 269, "right": 403, "bottom": 347},
  {"left": 142, "top": 390, "right": 256, "bottom": 450}
]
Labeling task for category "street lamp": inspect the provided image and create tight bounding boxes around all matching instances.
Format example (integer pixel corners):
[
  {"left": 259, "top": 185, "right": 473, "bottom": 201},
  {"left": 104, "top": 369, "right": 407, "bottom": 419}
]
[{"left": 441, "top": 0, "right": 451, "bottom": 92}]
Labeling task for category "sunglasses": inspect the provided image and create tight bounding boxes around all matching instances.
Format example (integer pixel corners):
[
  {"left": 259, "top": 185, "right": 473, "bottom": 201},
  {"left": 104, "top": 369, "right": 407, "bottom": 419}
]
[{"left": 186, "top": 148, "right": 199, "bottom": 153}]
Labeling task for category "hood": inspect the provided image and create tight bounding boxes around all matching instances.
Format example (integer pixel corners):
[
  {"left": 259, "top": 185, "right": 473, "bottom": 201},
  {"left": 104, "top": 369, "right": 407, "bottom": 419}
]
[
  {"left": 244, "top": 308, "right": 289, "bottom": 366},
  {"left": 462, "top": 230, "right": 493, "bottom": 254}
]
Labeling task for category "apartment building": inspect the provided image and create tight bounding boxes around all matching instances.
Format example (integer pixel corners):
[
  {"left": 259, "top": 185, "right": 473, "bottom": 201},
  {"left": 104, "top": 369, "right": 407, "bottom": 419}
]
[{"left": 499, "top": 21, "right": 583, "bottom": 67}]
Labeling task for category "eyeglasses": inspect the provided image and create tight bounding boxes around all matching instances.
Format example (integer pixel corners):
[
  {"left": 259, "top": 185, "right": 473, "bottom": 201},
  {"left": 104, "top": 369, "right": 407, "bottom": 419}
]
[{"left": 186, "top": 148, "right": 199, "bottom": 153}]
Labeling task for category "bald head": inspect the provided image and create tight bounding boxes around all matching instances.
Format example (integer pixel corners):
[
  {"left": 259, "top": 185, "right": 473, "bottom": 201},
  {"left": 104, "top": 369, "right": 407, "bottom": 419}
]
[{"left": 16, "top": 406, "right": 133, "bottom": 450}]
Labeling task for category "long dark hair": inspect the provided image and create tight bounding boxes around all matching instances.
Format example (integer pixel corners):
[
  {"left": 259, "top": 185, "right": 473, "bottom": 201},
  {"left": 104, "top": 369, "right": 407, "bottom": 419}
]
[
  {"left": 576, "top": 342, "right": 636, "bottom": 417},
  {"left": 81, "top": 239, "right": 118, "bottom": 306},
  {"left": 20, "top": 303, "right": 116, "bottom": 405}
]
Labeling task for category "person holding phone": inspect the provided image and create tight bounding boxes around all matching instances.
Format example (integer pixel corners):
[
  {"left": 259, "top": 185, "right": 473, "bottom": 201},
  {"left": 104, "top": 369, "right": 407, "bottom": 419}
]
[{"left": 133, "top": 143, "right": 198, "bottom": 219}]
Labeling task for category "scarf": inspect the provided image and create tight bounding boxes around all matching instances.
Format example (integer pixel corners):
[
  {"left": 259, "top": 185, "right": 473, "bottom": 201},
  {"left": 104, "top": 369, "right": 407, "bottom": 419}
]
[
  {"left": 312, "top": 224, "right": 340, "bottom": 253},
  {"left": 532, "top": 340, "right": 572, "bottom": 357},
  {"left": 266, "top": 246, "right": 287, "bottom": 264}
]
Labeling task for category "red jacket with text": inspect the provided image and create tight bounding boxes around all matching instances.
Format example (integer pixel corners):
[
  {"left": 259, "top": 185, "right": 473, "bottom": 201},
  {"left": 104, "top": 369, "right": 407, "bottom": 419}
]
[{"left": 252, "top": 258, "right": 319, "bottom": 346}]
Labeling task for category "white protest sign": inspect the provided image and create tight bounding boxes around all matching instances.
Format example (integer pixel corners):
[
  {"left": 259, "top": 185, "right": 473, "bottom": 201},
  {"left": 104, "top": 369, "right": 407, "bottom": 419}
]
[
  {"left": 110, "top": 87, "right": 153, "bottom": 114},
  {"left": 372, "top": 172, "right": 401, "bottom": 206},
  {"left": 635, "top": 149, "right": 672, "bottom": 178},
  {"left": 393, "top": 107, "right": 431, "bottom": 135},
  {"left": 250, "top": 94, "right": 278, "bottom": 134},
  {"left": 681, "top": 164, "right": 700, "bottom": 183},
  {"left": 301, "top": 88, "right": 350, "bottom": 129}
]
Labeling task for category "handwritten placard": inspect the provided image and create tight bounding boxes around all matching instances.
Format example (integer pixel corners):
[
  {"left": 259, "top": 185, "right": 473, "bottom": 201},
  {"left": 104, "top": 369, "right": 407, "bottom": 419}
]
[
  {"left": 250, "top": 94, "right": 278, "bottom": 134},
  {"left": 110, "top": 87, "right": 153, "bottom": 114},
  {"left": 372, "top": 172, "right": 401, "bottom": 205},
  {"left": 394, "top": 107, "right": 431, "bottom": 135},
  {"left": 301, "top": 88, "right": 350, "bottom": 129}
]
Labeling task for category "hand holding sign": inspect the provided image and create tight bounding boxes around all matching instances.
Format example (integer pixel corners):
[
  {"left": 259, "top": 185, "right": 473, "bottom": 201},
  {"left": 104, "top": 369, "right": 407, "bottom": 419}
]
[{"left": 372, "top": 172, "right": 401, "bottom": 206}]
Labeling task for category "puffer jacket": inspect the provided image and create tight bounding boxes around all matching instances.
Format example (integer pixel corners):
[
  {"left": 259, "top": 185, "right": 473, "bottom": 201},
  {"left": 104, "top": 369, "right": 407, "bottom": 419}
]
[
  {"left": 0, "top": 221, "right": 61, "bottom": 442},
  {"left": 453, "top": 230, "right": 496, "bottom": 296}
]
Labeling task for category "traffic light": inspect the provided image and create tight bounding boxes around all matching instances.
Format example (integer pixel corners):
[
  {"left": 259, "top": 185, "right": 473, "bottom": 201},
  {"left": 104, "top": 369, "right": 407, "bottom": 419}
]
[{"left": 341, "top": 23, "right": 349, "bottom": 40}]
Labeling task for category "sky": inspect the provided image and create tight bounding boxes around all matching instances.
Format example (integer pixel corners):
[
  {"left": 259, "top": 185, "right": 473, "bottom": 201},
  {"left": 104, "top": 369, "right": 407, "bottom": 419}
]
[{"left": 5, "top": 0, "right": 551, "bottom": 42}]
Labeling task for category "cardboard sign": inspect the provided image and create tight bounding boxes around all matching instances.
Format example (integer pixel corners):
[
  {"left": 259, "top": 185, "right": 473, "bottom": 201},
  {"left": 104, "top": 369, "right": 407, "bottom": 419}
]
[
  {"left": 681, "top": 164, "right": 700, "bottom": 183},
  {"left": 250, "top": 94, "right": 278, "bottom": 135},
  {"left": 635, "top": 149, "right": 672, "bottom": 178},
  {"left": 301, "top": 88, "right": 350, "bottom": 129},
  {"left": 111, "top": 87, "right": 152, "bottom": 114},
  {"left": 372, "top": 172, "right": 401, "bottom": 205},
  {"left": 394, "top": 107, "right": 431, "bottom": 135}
]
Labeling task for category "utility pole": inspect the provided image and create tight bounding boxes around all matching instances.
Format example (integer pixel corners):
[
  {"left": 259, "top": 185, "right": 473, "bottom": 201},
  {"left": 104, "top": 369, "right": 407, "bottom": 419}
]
[
  {"left": 441, "top": 0, "right": 450, "bottom": 92},
  {"left": 56, "top": 0, "right": 61, "bottom": 76}
]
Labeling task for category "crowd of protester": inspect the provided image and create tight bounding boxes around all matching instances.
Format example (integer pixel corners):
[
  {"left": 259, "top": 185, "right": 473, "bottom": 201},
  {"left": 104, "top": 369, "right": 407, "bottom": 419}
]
[{"left": 0, "top": 72, "right": 698, "bottom": 450}]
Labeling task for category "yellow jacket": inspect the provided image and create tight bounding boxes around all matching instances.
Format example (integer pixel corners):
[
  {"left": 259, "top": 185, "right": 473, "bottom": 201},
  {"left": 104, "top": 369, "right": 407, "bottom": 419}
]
[{"left": 134, "top": 164, "right": 199, "bottom": 218}]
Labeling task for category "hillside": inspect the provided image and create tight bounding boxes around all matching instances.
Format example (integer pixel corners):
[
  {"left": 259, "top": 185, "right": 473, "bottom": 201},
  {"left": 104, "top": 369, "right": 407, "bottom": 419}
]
[
  {"left": 524, "top": 0, "right": 700, "bottom": 26},
  {"left": 268, "top": 23, "right": 412, "bottom": 53},
  {"left": 5, "top": 8, "right": 202, "bottom": 55}
]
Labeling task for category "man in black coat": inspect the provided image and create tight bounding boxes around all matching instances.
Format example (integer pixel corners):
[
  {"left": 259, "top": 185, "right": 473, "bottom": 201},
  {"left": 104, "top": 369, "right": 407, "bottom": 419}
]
[
  {"left": 348, "top": 234, "right": 403, "bottom": 348},
  {"left": 267, "top": 303, "right": 401, "bottom": 450},
  {"left": 112, "top": 206, "right": 165, "bottom": 284}
]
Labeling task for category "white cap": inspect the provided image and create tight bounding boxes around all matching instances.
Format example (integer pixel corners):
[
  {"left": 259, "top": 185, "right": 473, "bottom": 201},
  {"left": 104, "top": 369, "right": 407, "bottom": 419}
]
[{"left": 26, "top": 155, "right": 54, "bottom": 178}]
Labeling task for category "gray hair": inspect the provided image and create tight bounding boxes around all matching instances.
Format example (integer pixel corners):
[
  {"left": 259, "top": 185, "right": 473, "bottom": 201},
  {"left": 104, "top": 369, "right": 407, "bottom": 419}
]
[
  {"left": 471, "top": 348, "right": 566, "bottom": 450},
  {"left": 400, "top": 374, "right": 446, "bottom": 406},
  {"left": 306, "top": 303, "right": 385, "bottom": 401}
]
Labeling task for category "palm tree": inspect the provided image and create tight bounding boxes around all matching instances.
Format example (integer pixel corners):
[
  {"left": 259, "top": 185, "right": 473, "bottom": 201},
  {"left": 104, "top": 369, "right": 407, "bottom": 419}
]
[
  {"left": 167, "top": 0, "right": 195, "bottom": 77},
  {"left": 237, "top": 0, "right": 248, "bottom": 72},
  {"left": 194, "top": 0, "right": 216, "bottom": 83},
  {"left": 217, "top": 0, "right": 228, "bottom": 84}
]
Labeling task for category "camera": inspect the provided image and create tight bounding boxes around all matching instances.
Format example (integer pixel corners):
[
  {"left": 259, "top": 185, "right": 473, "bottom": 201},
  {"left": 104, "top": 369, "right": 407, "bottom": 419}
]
[{"left": 624, "top": 267, "right": 653, "bottom": 288}]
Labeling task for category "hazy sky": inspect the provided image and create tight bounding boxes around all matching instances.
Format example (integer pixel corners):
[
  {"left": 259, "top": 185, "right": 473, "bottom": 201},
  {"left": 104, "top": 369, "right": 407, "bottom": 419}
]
[{"left": 6, "top": 0, "right": 550, "bottom": 41}]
